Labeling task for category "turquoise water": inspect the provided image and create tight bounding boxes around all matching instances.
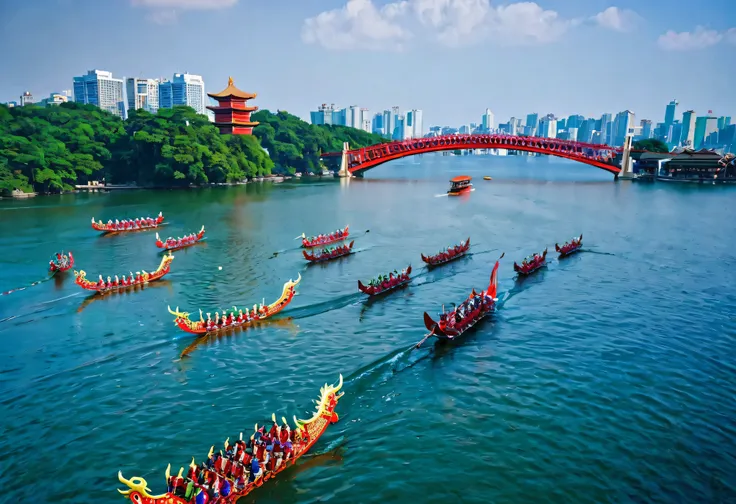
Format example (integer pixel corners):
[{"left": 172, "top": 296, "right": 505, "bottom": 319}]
[{"left": 1, "top": 154, "right": 735, "bottom": 503}]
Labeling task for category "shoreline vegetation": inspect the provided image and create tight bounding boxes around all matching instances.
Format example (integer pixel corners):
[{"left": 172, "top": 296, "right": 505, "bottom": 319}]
[{"left": 0, "top": 103, "right": 387, "bottom": 197}]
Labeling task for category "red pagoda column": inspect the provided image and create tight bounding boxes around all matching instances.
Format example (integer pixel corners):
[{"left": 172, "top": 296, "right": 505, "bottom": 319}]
[{"left": 206, "top": 77, "right": 260, "bottom": 135}]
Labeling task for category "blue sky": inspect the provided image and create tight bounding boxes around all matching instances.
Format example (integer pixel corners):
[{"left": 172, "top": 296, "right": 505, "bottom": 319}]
[{"left": 1, "top": 0, "right": 734, "bottom": 126}]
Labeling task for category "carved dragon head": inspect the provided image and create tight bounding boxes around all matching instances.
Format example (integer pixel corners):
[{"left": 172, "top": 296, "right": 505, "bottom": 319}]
[
  {"left": 117, "top": 472, "right": 175, "bottom": 504},
  {"left": 295, "top": 374, "right": 344, "bottom": 427},
  {"left": 74, "top": 270, "right": 86, "bottom": 281}
]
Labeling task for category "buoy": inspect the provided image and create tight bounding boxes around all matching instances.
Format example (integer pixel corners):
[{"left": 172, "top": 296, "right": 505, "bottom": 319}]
[
  {"left": 218, "top": 266, "right": 223, "bottom": 270},
  {"left": 484, "top": 176, "right": 492, "bottom": 181}
]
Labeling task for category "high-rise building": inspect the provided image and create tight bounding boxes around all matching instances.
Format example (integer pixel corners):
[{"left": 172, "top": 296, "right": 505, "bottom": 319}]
[
  {"left": 598, "top": 113, "right": 612, "bottom": 145},
  {"left": 680, "top": 110, "right": 696, "bottom": 147},
  {"left": 19, "top": 91, "right": 34, "bottom": 106},
  {"left": 407, "top": 109, "right": 423, "bottom": 139},
  {"left": 159, "top": 73, "right": 206, "bottom": 115},
  {"left": 39, "top": 92, "right": 69, "bottom": 107},
  {"left": 371, "top": 112, "right": 384, "bottom": 135},
  {"left": 566, "top": 127, "right": 579, "bottom": 142},
  {"left": 612, "top": 110, "right": 635, "bottom": 146},
  {"left": 526, "top": 113, "right": 539, "bottom": 133},
  {"left": 482, "top": 109, "right": 495, "bottom": 132},
  {"left": 639, "top": 120, "right": 653, "bottom": 140},
  {"left": 567, "top": 115, "right": 585, "bottom": 130},
  {"left": 669, "top": 121, "right": 683, "bottom": 148},
  {"left": 310, "top": 103, "right": 336, "bottom": 125},
  {"left": 557, "top": 118, "right": 567, "bottom": 132},
  {"left": 718, "top": 116, "right": 732, "bottom": 131},
  {"left": 73, "top": 69, "right": 125, "bottom": 117},
  {"left": 577, "top": 119, "right": 593, "bottom": 143},
  {"left": 126, "top": 78, "right": 160, "bottom": 114},
  {"left": 508, "top": 117, "right": 519, "bottom": 136},
  {"left": 664, "top": 99, "right": 678, "bottom": 129},
  {"left": 693, "top": 114, "right": 718, "bottom": 149},
  {"left": 538, "top": 114, "right": 557, "bottom": 138}
]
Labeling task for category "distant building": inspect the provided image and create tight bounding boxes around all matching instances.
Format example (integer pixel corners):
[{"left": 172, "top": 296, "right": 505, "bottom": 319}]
[
  {"left": 681, "top": 110, "right": 696, "bottom": 148},
  {"left": 19, "top": 91, "right": 34, "bottom": 106},
  {"left": 126, "top": 78, "right": 160, "bottom": 113},
  {"left": 657, "top": 148, "right": 734, "bottom": 183},
  {"left": 612, "top": 110, "right": 635, "bottom": 147},
  {"left": 693, "top": 114, "right": 718, "bottom": 149},
  {"left": 406, "top": 109, "right": 423, "bottom": 139},
  {"left": 664, "top": 99, "right": 678, "bottom": 129},
  {"left": 718, "top": 116, "right": 732, "bottom": 131},
  {"left": 566, "top": 127, "right": 579, "bottom": 142},
  {"left": 669, "top": 122, "right": 683, "bottom": 149},
  {"left": 538, "top": 114, "right": 557, "bottom": 138},
  {"left": 526, "top": 113, "right": 538, "bottom": 133},
  {"left": 39, "top": 92, "right": 70, "bottom": 107},
  {"left": 371, "top": 112, "right": 384, "bottom": 135},
  {"left": 577, "top": 119, "right": 595, "bottom": 143},
  {"left": 73, "top": 69, "right": 125, "bottom": 117},
  {"left": 310, "top": 103, "right": 336, "bottom": 125},
  {"left": 567, "top": 115, "right": 585, "bottom": 130},
  {"left": 598, "top": 113, "right": 613, "bottom": 145},
  {"left": 482, "top": 109, "right": 495, "bottom": 132},
  {"left": 639, "top": 119, "right": 653, "bottom": 140},
  {"left": 206, "top": 77, "right": 258, "bottom": 135},
  {"left": 159, "top": 72, "right": 206, "bottom": 115}
]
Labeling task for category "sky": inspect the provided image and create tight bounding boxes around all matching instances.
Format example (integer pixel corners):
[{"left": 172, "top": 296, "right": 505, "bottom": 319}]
[{"left": 1, "top": 0, "right": 735, "bottom": 127}]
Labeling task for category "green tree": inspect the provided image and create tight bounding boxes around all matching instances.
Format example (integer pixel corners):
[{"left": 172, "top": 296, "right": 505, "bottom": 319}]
[{"left": 633, "top": 138, "right": 670, "bottom": 153}]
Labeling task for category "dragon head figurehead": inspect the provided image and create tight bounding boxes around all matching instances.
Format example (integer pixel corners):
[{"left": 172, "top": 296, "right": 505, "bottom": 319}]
[
  {"left": 295, "top": 374, "right": 344, "bottom": 428},
  {"left": 74, "top": 270, "right": 86, "bottom": 282},
  {"left": 168, "top": 306, "right": 190, "bottom": 324},
  {"left": 156, "top": 251, "right": 174, "bottom": 273},
  {"left": 117, "top": 472, "right": 176, "bottom": 504}
]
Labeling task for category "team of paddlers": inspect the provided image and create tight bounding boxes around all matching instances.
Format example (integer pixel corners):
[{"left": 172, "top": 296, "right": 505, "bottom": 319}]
[
  {"left": 165, "top": 419, "right": 312, "bottom": 501},
  {"left": 310, "top": 242, "right": 352, "bottom": 260},
  {"left": 160, "top": 233, "right": 199, "bottom": 249},
  {"left": 302, "top": 228, "right": 347, "bottom": 247},
  {"left": 96, "top": 271, "right": 150, "bottom": 290},
  {"left": 203, "top": 304, "right": 269, "bottom": 331},
  {"left": 367, "top": 268, "right": 409, "bottom": 289},
  {"left": 49, "top": 251, "right": 73, "bottom": 272},
  {"left": 95, "top": 216, "right": 159, "bottom": 231},
  {"left": 438, "top": 291, "right": 494, "bottom": 337}
]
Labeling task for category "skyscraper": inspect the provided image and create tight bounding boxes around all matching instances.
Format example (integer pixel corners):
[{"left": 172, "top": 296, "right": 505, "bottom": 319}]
[
  {"left": 718, "top": 116, "right": 732, "bottom": 131},
  {"left": 158, "top": 73, "right": 206, "bottom": 115},
  {"left": 407, "top": 109, "right": 423, "bottom": 138},
  {"left": 482, "top": 109, "right": 495, "bottom": 132},
  {"left": 693, "top": 114, "right": 718, "bottom": 149},
  {"left": 639, "top": 120, "right": 653, "bottom": 140},
  {"left": 612, "top": 110, "right": 635, "bottom": 147},
  {"left": 680, "top": 110, "right": 696, "bottom": 147},
  {"left": 526, "top": 113, "right": 539, "bottom": 134},
  {"left": 310, "top": 104, "right": 336, "bottom": 125},
  {"left": 538, "top": 114, "right": 557, "bottom": 138},
  {"left": 598, "top": 113, "right": 612, "bottom": 145},
  {"left": 19, "top": 91, "right": 34, "bottom": 106},
  {"left": 126, "top": 78, "right": 160, "bottom": 113},
  {"left": 577, "top": 119, "right": 594, "bottom": 143},
  {"left": 73, "top": 69, "right": 125, "bottom": 117},
  {"left": 664, "top": 99, "right": 678, "bottom": 129},
  {"left": 371, "top": 112, "right": 384, "bottom": 135},
  {"left": 567, "top": 115, "right": 585, "bottom": 130}
]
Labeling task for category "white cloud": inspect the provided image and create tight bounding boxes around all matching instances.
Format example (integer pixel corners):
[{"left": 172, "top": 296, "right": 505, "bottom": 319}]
[
  {"left": 484, "top": 2, "right": 571, "bottom": 46},
  {"left": 726, "top": 28, "right": 736, "bottom": 44},
  {"left": 146, "top": 9, "right": 178, "bottom": 24},
  {"left": 591, "top": 7, "right": 639, "bottom": 32},
  {"left": 302, "top": 0, "right": 411, "bottom": 51},
  {"left": 657, "top": 26, "right": 724, "bottom": 50},
  {"left": 132, "top": 0, "right": 238, "bottom": 8}
]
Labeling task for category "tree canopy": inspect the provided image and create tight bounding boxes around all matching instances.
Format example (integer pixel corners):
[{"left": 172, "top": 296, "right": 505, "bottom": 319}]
[{"left": 633, "top": 138, "right": 670, "bottom": 153}]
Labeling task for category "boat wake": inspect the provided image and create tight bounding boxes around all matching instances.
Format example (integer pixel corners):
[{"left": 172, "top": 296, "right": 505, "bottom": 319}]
[
  {"left": 284, "top": 292, "right": 363, "bottom": 320},
  {"left": 0, "top": 272, "right": 60, "bottom": 297}
]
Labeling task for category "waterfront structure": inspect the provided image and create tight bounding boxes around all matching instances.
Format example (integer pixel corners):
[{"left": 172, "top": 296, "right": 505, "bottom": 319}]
[
  {"left": 159, "top": 73, "right": 206, "bottom": 115},
  {"left": 538, "top": 114, "right": 557, "bottom": 138},
  {"left": 613, "top": 110, "right": 635, "bottom": 147},
  {"left": 657, "top": 148, "right": 734, "bottom": 183},
  {"left": 19, "top": 91, "right": 34, "bottom": 106},
  {"left": 693, "top": 114, "right": 718, "bottom": 149},
  {"left": 126, "top": 78, "right": 159, "bottom": 113},
  {"left": 73, "top": 69, "right": 125, "bottom": 118},
  {"left": 681, "top": 110, "right": 696, "bottom": 148},
  {"left": 206, "top": 77, "right": 259, "bottom": 135}
]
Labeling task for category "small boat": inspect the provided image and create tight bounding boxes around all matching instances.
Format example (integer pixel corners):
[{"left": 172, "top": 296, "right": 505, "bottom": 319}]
[
  {"left": 421, "top": 238, "right": 470, "bottom": 267},
  {"left": 358, "top": 265, "right": 412, "bottom": 296},
  {"left": 303, "top": 241, "right": 354, "bottom": 263},
  {"left": 156, "top": 226, "right": 205, "bottom": 251},
  {"left": 117, "top": 375, "right": 344, "bottom": 504},
  {"left": 483, "top": 176, "right": 492, "bottom": 181},
  {"left": 513, "top": 248, "right": 548, "bottom": 276},
  {"left": 168, "top": 274, "right": 301, "bottom": 336},
  {"left": 448, "top": 175, "right": 472, "bottom": 196},
  {"left": 73, "top": 252, "right": 174, "bottom": 295},
  {"left": 417, "top": 254, "right": 503, "bottom": 348},
  {"left": 91, "top": 212, "right": 164, "bottom": 233},
  {"left": 300, "top": 226, "right": 349, "bottom": 248},
  {"left": 49, "top": 251, "right": 74, "bottom": 273},
  {"left": 555, "top": 234, "right": 583, "bottom": 257}
]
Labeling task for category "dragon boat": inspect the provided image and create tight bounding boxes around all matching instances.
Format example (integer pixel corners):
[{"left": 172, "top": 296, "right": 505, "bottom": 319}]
[
  {"left": 513, "top": 248, "right": 548, "bottom": 276},
  {"left": 49, "top": 251, "right": 74, "bottom": 273},
  {"left": 168, "top": 274, "right": 301, "bottom": 336},
  {"left": 417, "top": 254, "right": 503, "bottom": 348},
  {"left": 118, "top": 375, "right": 344, "bottom": 504},
  {"left": 300, "top": 226, "right": 349, "bottom": 248},
  {"left": 420, "top": 237, "right": 470, "bottom": 267},
  {"left": 156, "top": 226, "right": 206, "bottom": 251},
  {"left": 91, "top": 212, "right": 164, "bottom": 233},
  {"left": 74, "top": 252, "right": 174, "bottom": 295},
  {"left": 555, "top": 234, "right": 583, "bottom": 257},
  {"left": 358, "top": 265, "right": 412, "bottom": 296},
  {"left": 303, "top": 241, "right": 354, "bottom": 263}
]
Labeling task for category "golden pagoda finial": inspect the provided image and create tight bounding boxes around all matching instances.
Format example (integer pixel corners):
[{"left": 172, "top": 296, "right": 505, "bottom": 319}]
[{"left": 228, "top": 76, "right": 234, "bottom": 87}]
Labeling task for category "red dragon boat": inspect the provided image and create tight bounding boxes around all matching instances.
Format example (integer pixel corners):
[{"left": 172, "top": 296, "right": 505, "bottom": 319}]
[
  {"left": 555, "top": 234, "right": 583, "bottom": 257},
  {"left": 49, "top": 251, "right": 74, "bottom": 273},
  {"left": 73, "top": 252, "right": 174, "bottom": 295},
  {"left": 300, "top": 226, "right": 349, "bottom": 248},
  {"left": 513, "top": 248, "right": 548, "bottom": 276},
  {"left": 302, "top": 241, "right": 354, "bottom": 263},
  {"left": 156, "top": 226, "right": 206, "bottom": 251},
  {"left": 91, "top": 212, "right": 164, "bottom": 234},
  {"left": 421, "top": 238, "right": 470, "bottom": 267},
  {"left": 117, "top": 375, "right": 343, "bottom": 504},
  {"left": 168, "top": 274, "right": 301, "bottom": 336},
  {"left": 417, "top": 254, "right": 503, "bottom": 348},
  {"left": 358, "top": 265, "right": 412, "bottom": 296}
]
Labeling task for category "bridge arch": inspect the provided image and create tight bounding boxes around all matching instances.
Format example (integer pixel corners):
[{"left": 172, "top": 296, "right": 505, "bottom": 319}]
[{"left": 322, "top": 134, "right": 623, "bottom": 176}]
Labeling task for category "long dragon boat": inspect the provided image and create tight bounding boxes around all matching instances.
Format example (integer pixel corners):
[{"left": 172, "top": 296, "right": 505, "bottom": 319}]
[
  {"left": 420, "top": 237, "right": 470, "bottom": 267},
  {"left": 74, "top": 252, "right": 174, "bottom": 295},
  {"left": 168, "top": 274, "right": 301, "bottom": 336},
  {"left": 156, "top": 226, "right": 206, "bottom": 251},
  {"left": 118, "top": 375, "right": 344, "bottom": 504},
  {"left": 300, "top": 226, "right": 349, "bottom": 248},
  {"left": 513, "top": 248, "right": 547, "bottom": 276},
  {"left": 302, "top": 241, "right": 354, "bottom": 263},
  {"left": 49, "top": 251, "right": 74, "bottom": 273},
  {"left": 91, "top": 212, "right": 164, "bottom": 233},
  {"left": 358, "top": 265, "right": 412, "bottom": 296},
  {"left": 555, "top": 234, "right": 583, "bottom": 257},
  {"left": 417, "top": 254, "right": 503, "bottom": 348}
]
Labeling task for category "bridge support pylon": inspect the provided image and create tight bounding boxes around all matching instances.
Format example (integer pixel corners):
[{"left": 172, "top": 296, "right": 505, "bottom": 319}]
[
  {"left": 337, "top": 142, "right": 351, "bottom": 178},
  {"left": 617, "top": 135, "right": 634, "bottom": 180}
]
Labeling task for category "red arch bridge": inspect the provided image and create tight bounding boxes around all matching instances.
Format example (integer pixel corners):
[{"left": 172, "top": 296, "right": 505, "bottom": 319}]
[{"left": 321, "top": 134, "right": 631, "bottom": 177}]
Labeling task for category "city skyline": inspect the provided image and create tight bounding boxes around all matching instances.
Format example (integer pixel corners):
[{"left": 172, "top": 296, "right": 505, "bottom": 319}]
[{"left": 1, "top": 0, "right": 735, "bottom": 125}]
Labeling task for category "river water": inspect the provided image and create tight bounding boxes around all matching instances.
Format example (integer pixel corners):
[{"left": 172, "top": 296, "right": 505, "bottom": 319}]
[{"left": 1, "top": 154, "right": 735, "bottom": 503}]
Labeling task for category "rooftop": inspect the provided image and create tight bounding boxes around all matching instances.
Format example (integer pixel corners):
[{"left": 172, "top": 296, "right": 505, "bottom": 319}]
[{"left": 207, "top": 77, "right": 257, "bottom": 100}]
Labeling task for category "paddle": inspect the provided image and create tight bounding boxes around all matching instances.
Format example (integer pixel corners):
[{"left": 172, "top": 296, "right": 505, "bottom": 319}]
[{"left": 415, "top": 327, "right": 436, "bottom": 349}]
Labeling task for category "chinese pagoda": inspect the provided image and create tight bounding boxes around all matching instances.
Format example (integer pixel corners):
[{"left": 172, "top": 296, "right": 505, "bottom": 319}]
[{"left": 206, "top": 77, "right": 259, "bottom": 135}]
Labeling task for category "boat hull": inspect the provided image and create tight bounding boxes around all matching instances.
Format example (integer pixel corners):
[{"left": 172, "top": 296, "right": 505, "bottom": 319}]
[
  {"left": 303, "top": 241, "right": 354, "bottom": 263},
  {"left": 448, "top": 185, "right": 473, "bottom": 196},
  {"left": 156, "top": 227, "right": 205, "bottom": 251},
  {"left": 555, "top": 235, "right": 583, "bottom": 257},
  {"left": 74, "top": 253, "right": 174, "bottom": 295},
  {"left": 513, "top": 249, "right": 547, "bottom": 276},
  {"left": 421, "top": 238, "right": 470, "bottom": 267},
  {"left": 301, "top": 226, "right": 349, "bottom": 248},
  {"left": 92, "top": 212, "right": 164, "bottom": 234},
  {"left": 358, "top": 266, "right": 412, "bottom": 296}
]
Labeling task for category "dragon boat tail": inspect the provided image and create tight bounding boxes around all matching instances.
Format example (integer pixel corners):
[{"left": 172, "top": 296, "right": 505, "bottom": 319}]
[
  {"left": 167, "top": 273, "right": 301, "bottom": 336},
  {"left": 74, "top": 252, "right": 174, "bottom": 294},
  {"left": 117, "top": 375, "right": 344, "bottom": 504}
]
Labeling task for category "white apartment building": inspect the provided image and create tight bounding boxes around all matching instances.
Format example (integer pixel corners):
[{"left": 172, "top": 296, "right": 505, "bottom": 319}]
[{"left": 73, "top": 69, "right": 125, "bottom": 118}]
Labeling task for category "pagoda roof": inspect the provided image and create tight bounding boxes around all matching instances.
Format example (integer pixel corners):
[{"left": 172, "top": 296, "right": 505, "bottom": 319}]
[
  {"left": 212, "top": 120, "right": 260, "bottom": 127},
  {"left": 208, "top": 77, "right": 257, "bottom": 100},
  {"left": 206, "top": 104, "right": 258, "bottom": 112}
]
